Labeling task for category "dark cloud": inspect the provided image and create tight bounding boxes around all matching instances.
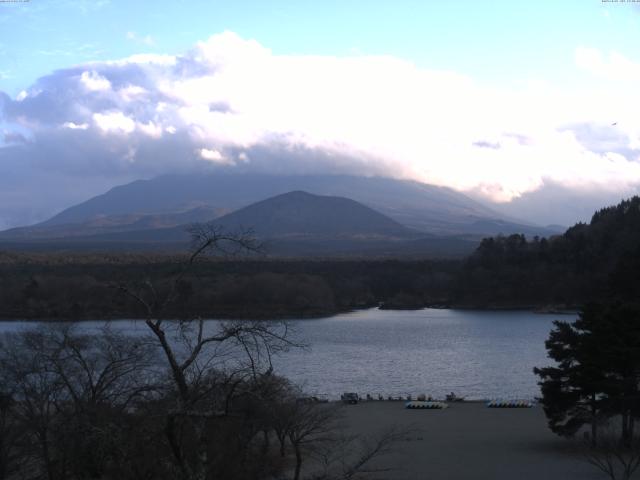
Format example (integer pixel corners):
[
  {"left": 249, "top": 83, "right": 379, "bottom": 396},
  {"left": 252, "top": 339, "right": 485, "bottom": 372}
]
[
  {"left": 2, "top": 131, "right": 27, "bottom": 145},
  {"left": 0, "top": 92, "right": 9, "bottom": 112},
  {"left": 208, "top": 101, "right": 232, "bottom": 113},
  {"left": 3, "top": 64, "right": 174, "bottom": 126},
  {"left": 0, "top": 145, "right": 135, "bottom": 229}
]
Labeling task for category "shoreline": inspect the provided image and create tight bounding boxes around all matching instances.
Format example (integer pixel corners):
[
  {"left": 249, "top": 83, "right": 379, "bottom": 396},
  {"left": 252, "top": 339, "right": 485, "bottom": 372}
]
[{"left": 0, "top": 304, "right": 579, "bottom": 322}]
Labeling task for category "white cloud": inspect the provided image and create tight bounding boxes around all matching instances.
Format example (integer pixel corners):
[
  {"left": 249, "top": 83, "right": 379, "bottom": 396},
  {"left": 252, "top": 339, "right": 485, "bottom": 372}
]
[
  {"left": 92, "top": 111, "right": 135, "bottom": 134},
  {"left": 3, "top": 31, "right": 640, "bottom": 226},
  {"left": 575, "top": 47, "right": 640, "bottom": 82},
  {"left": 62, "top": 121, "right": 89, "bottom": 130},
  {"left": 199, "top": 148, "right": 234, "bottom": 166},
  {"left": 80, "top": 70, "right": 111, "bottom": 91},
  {"left": 117, "top": 53, "right": 176, "bottom": 66},
  {"left": 137, "top": 121, "right": 162, "bottom": 138},
  {"left": 118, "top": 84, "right": 147, "bottom": 101}
]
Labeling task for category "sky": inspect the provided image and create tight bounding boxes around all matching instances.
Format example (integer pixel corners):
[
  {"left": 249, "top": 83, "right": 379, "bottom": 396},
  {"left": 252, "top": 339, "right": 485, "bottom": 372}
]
[{"left": 1, "top": 0, "right": 640, "bottom": 228}]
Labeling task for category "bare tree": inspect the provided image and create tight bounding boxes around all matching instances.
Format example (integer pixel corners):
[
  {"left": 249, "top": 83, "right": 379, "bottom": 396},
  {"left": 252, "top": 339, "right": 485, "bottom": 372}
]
[
  {"left": 270, "top": 398, "right": 407, "bottom": 480},
  {"left": 583, "top": 421, "right": 640, "bottom": 480},
  {"left": 285, "top": 403, "right": 340, "bottom": 480},
  {"left": 0, "top": 329, "right": 69, "bottom": 480},
  {"left": 309, "top": 426, "right": 408, "bottom": 480},
  {"left": 0, "top": 391, "right": 24, "bottom": 480},
  {"left": 0, "top": 325, "right": 158, "bottom": 480},
  {"left": 115, "top": 223, "right": 301, "bottom": 480}
]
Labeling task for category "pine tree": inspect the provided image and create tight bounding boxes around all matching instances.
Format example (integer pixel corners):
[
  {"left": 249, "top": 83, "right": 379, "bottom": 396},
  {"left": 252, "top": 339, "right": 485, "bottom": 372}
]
[{"left": 534, "top": 303, "right": 640, "bottom": 446}]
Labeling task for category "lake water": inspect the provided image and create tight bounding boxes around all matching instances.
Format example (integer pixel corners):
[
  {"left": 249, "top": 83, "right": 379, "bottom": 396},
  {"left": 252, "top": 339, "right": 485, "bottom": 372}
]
[{"left": 0, "top": 308, "right": 572, "bottom": 400}]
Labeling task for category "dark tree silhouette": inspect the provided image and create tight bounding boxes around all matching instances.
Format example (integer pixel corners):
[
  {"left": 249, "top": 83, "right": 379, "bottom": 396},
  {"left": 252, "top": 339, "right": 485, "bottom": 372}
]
[
  {"left": 535, "top": 303, "right": 640, "bottom": 447},
  {"left": 116, "top": 224, "right": 301, "bottom": 480}
]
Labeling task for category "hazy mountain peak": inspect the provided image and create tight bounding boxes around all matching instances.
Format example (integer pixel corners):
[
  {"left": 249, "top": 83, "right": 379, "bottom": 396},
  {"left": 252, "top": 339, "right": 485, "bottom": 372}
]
[
  {"left": 31, "top": 172, "right": 550, "bottom": 237},
  {"left": 212, "top": 190, "right": 418, "bottom": 238}
]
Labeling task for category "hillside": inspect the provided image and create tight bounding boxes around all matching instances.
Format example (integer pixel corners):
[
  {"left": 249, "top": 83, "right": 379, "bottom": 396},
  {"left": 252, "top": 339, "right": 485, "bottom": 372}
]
[
  {"left": 29, "top": 173, "right": 556, "bottom": 237},
  {"left": 455, "top": 196, "right": 640, "bottom": 307},
  {"left": 24, "top": 191, "right": 475, "bottom": 257},
  {"left": 207, "top": 190, "right": 418, "bottom": 238},
  {"left": 0, "top": 206, "right": 224, "bottom": 240}
]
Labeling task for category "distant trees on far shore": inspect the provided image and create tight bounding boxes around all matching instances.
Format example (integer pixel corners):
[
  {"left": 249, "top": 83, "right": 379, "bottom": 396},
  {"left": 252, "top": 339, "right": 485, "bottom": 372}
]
[{"left": 0, "top": 258, "right": 458, "bottom": 320}]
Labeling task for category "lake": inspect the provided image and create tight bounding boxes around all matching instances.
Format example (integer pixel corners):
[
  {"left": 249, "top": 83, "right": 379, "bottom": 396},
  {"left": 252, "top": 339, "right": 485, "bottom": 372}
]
[{"left": 0, "top": 308, "right": 572, "bottom": 400}]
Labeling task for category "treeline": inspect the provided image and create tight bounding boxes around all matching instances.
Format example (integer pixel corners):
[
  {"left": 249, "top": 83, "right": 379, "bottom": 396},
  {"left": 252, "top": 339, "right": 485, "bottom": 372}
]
[
  {"left": 0, "top": 259, "right": 459, "bottom": 320},
  {"left": 3, "top": 195, "right": 640, "bottom": 319},
  {"left": 455, "top": 196, "right": 640, "bottom": 308}
]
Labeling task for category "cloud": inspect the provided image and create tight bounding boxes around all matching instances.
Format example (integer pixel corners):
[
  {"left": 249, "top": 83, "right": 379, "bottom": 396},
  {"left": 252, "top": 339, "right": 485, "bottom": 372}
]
[
  {"left": 199, "top": 148, "right": 234, "bottom": 166},
  {"left": 62, "top": 121, "right": 89, "bottom": 130},
  {"left": 93, "top": 111, "right": 135, "bottom": 134},
  {"left": 575, "top": 47, "right": 640, "bottom": 82},
  {"left": 472, "top": 140, "right": 501, "bottom": 150},
  {"left": 1, "top": 32, "right": 640, "bottom": 227},
  {"left": 80, "top": 70, "right": 111, "bottom": 91},
  {"left": 1, "top": 130, "right": 28, "bottom": 145}
]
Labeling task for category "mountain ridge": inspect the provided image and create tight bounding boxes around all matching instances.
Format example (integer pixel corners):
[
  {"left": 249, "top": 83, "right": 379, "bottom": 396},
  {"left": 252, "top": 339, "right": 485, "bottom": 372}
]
[
  {"left": 0, "top": 190, "right": 478, "bottom": 257},
  {"left": 30, "top": 173, "right": 557, "bottom": 237}
]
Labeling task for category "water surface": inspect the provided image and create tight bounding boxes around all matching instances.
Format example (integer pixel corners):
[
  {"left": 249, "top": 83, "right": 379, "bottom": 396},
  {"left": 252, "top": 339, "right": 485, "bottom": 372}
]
[{"left": 0, "top": 308, "right": 571, "bottom": 400}]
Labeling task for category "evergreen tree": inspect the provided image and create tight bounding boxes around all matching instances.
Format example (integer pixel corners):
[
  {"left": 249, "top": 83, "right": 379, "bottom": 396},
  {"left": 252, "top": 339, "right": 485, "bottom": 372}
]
[{"left": 535, "top": 303, "right": 640, "bottom": 446}]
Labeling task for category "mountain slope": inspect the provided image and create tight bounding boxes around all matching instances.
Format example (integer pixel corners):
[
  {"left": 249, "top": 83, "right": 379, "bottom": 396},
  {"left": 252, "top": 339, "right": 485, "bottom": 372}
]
[
  {"left": 3, "top": 191, "right": 477, "bottom": 257},
  {"left": 72, "top": 191, "right": 423, "bottom": 244},
  {"left": 34, "top": 173, "right": 553, "bottom": 237},
  {"left": 209, "top": 190, "right": 419, "bottom": 238},
  {"left": 0, "top": 206, "right": 224, "bottom": 240}
]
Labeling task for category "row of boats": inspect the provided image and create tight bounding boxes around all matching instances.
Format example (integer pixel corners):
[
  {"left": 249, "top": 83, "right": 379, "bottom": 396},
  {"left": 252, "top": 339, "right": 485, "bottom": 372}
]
[
  {"left": 341, "top": 392, "right": 534, "bottom": 408},
  {"left": 406, "top": 399, "right": 534, "bottom": 409}
]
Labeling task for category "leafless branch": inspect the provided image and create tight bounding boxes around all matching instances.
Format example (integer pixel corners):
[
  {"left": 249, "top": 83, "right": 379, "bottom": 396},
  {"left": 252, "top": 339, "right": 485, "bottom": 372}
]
[{"left": 583, "top": 423, "right": 640, "bottom": 480}]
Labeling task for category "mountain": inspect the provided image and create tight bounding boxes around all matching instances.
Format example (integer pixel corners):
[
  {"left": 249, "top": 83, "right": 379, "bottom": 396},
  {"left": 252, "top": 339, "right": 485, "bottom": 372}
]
[
  {"left": 0, "top": 206, "right": 225, "bottom": 240},
  {"left": 206, "top": 190, "right": 418, "bottom": 238},
  {"left": 32, "top": 173, "right": 557, "bottom": 237},
  {"left": 0, "top": 191, "right": 478, "bottom": 257}
]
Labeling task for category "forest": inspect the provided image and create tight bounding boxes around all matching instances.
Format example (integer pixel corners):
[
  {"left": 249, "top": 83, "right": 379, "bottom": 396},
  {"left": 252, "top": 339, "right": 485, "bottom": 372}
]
[
  {"left": 1, "top": 196, "right": 640, "bottom": 320},
  {"left": 456, "top": 196, "right": 640, "bottom": 308}
]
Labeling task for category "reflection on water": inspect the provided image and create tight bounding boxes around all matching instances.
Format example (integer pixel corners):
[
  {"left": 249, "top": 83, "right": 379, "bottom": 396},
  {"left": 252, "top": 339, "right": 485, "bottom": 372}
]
[{"left": 0, "top": 308, "right": 572, "bottom": 400}]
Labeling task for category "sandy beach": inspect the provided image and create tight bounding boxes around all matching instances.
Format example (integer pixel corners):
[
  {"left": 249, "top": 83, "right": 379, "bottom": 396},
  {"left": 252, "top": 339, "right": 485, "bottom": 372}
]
[{"left": 337, "top": 401, "right": 601, "bottom": 480}]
